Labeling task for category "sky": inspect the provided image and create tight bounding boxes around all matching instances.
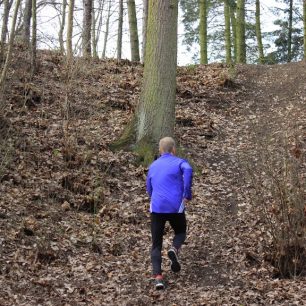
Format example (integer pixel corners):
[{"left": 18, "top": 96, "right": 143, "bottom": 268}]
[{"left": 2, "top": 0, "right": 303, "bottom": 65}]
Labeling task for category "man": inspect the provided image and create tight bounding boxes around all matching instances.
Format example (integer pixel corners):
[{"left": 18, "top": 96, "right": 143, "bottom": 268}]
[{"left": 146, "top": 137, "right": 193, "bottom": 290}]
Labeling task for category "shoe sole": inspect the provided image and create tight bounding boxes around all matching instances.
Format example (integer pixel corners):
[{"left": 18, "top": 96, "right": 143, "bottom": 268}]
[
  {"left": 168, "top": 249, "right": 181, "bottom": 272},
  {"left": 155, "top": 283, "right": 165, "bottom": 290}
]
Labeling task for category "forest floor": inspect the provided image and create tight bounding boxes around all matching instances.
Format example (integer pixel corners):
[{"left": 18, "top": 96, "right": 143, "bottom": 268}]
[{"left": 0, "top": 49, "right": 305, "bottom": 305}]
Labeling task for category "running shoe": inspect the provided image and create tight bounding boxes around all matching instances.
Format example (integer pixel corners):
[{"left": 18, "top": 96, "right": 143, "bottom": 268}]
[{"left": 168, "top": 247, "right": 181, "bottom": 272}]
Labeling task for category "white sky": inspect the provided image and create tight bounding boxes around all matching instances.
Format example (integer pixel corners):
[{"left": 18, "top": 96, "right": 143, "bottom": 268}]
[{"left": 3, "top": 0, "right": 304, "bottom": 65}]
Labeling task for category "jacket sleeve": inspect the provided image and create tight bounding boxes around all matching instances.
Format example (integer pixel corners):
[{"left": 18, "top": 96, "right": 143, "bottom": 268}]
[
  {"left": 181, "top": 160, "right": 193, "bottom": 200},
  {"left": 146, "top": 168, "right": 153, "bottom": 197}
]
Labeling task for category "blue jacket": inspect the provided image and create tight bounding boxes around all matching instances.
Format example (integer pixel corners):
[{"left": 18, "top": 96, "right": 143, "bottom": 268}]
[{"left": 146, "top": 153, "right": 193, "bottom": 213}]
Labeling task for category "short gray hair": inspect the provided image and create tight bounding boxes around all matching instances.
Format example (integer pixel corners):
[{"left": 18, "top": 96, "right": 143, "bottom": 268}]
[{"left": 159, "top": 137, "right": 175, "bottom": 153}]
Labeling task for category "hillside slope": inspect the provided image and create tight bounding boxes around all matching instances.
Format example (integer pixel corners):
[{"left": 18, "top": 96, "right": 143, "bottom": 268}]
[{"left": 0, "top": 51, "right": 305, "bottom": 305}]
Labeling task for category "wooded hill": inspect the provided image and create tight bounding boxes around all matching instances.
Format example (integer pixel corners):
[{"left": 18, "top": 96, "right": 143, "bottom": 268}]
[{"left": 0, "top": 48, "right": 305, "bottom": 305}]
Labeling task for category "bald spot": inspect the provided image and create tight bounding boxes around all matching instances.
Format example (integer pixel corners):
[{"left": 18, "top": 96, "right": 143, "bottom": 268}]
[{"left": 159, "top": 137, "right": 176, "bottom": 153}]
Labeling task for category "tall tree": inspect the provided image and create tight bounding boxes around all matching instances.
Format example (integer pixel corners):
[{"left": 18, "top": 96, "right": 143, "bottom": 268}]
[
  {"left": 127, "top": 0, "right": 140, "bottom": 61},
  {"left": 224, "top": 0, "right": 231, "bottom": 64},
  {"left": 142, "top": 0, "right": 148, "bottom": 62},
  {"left": 255, "top": 0, "right": 264, "bottom": 63},
  {"left": 102, "top": 0, "right": 111, "bottom": 59},
  {"left": 82, "top": 0, "right": 92, "bottom": 57},
  {"left": 111, "top": 0, "right": 179, "bottom": 163},
  {"left": 236, "top": 0, "right": 246, "bottom": 63},
  {"left": 304, "top": 0, "right": 306, "bottom": 59},
  {"left": 229, "top": 0, "right": 237, "bottom": 62},
  {"left": 58, "top": 0, "right": 67, "bottom": 54},
  {"left": 31, "top": 0, "right": 37, "bottom": 76},
  {"left": 92, "top": 0, "right": 105, "bottom": 58},
  {"left": 199, "top": 0, "right": 208, "bottom": 64},
  {"left": 67, "top": 0, "right": 75, "bottom": 63},
  {"left": 287, "top": 0, "right": 293, "bottom": 62},
  {"left": 117, "top": 0, "right": 124, "bottom": 60},
  {"left": 0, "top": 0, "right": 12, "bottom": 61},
  {"left": 0, "top": 0, "right": 22, "bottom": 87},
  {"left": 23, "top": 0, "right": 32, "bottom": 47}
]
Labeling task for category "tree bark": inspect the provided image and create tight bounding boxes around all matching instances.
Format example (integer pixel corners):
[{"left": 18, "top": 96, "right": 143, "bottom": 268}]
[
  {"left": 224, "top": 0, "right": 231, "bottom": 64},
  {"left": 31, "top": 0, "right": 37, "bottom": 77},
  {"left": 0, "top": 0, "right": 22, "bottom": 87},
  {"left": 137, "top": 0, "right": 178, "bottom": 142},
  {"left": 199, "top": 0, "right": 208, "bottom": 64},
  {"left": 255, "top": 0, "right": 264, "bottom": 64},
  {"left": 142, "top": 0, "right": 148, "bottom": 63},
  {"left": 82, "top": 0, "right": 92, "bottom": 57},
  {"left": 117, "top": 0, "right": 124, "bottom": 60},
  {"left": 111, "top": 0, "right": 179, "bottom": 165},
  {"left": 127, "top": 0, "right": 140, "bottom": 62},
  {"left": 102, "top": 0, "right": 111, "bottom": 59},
  {"left": 236, "top": 0, "right": 246, "bottom": 63},
  {"left": 0, "top": 0, "right": 12, "bottom": 61},
  {"left": 58, "top": 0, "right": 67, "bottom": 54},
  {"left": 287, "top": 0, "right": 293, "bottom": 62},
  {"left": 303, "top": 0, "right": 306, "bottom": 60},
  {"left": 66, "top": 0, "right": 75, "bottom": 63},
  {"left": 229, "top": 1, "right": 237, "bottom": 63},
  {"left": 23, "top": 0, "right": 32, "bottom": 47}
]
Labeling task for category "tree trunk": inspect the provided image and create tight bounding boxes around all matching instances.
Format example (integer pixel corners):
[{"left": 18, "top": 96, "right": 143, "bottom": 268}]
[
  {"left": 287, "top": 0, "right": 293, "bottom": 62},
  {"left": 230, "top": 1, "right": 237, "bottom": 63},
  {"left": 199, "top": 0, "right": 208, "bottom": 64},
  {"left": 142, "top": 0, "right": 148, "bottom": 63},
  {"left": 31, "top": 0, "right": 37, "bottom": 77},
  {"left": 303, "top": 0, "right": 306, "bottom": 60},
  {"left": 23, "top": 0, "right": 32, "bottom": 47},
  {"left": 255, "top": 0, "right": 264, "bottom": 64},
  {"left": 92, "top": 0, "right": 96, "bottom": 57},
  {"left": 66, "top": 0, "right": 75, "bottom": 63},
  {"left": 82, "top": 0, "right": 92, "bottom": 57},
  {"left": 102, "top": 0, "right": 111, "bottom": 59},
  {"left": 127, "top": 0, "right": 140, "bottom": 62},
  {"left": 224, "top": 0, "right": 231, "bottom": 64},
  {"left": 0, "top": 0, "right": 12, "bottom": 61},
  {"left": 0, "top": 0, "right": 22, "bottom": 87},
  {"left": 111, "top": 0, "right": 179, "bottom": 164},
  {"left": 58, "top": 0, "right": 67, "bottom": 54},
  {"left": 236, "top": 0, "right": 246, "bottom": 63},
  {"left": 117, "top": 0, "right": 124, "bottom": 60},
  {"left": 93, "top": 0, "right": 105, "bottom": 58}
]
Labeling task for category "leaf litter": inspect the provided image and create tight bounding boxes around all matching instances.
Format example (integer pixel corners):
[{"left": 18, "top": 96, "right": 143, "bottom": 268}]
[{"left": 0, "top": 50, "right": 305, "bottom": 305}]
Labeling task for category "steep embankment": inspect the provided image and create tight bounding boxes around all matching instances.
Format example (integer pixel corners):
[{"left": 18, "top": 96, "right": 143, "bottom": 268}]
[{"left": 0, "top": 51, "right": 305, "bottom": 305}]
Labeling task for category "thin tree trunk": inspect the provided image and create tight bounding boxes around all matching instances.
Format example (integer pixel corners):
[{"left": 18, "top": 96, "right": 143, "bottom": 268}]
[
  {"left": 82, "top": 0, "right": 92, "bottom": 57},
  {"left": 0, "top": 0, "right": 22, "bottom": 87},
  {"left": 255, "top": 0, "right": 264, "bottom": 63},
  {"left": 127, "top": 0, "right": 140, "bottom": 61},
  {"left": 199, "top": 0, "right": 208, "bottom": 64},
  {"left": 287, "top": 0, "right": 293, "bottom": 62},
  {"left": 224, "top": 0, "right": 231, "bottom": 64},
  {"left": 303, "top": 0, "right": 306, "bottom": 60},
  {"left": 0, "top": 0, "right": 12, "bottom": 61},
  {"left": 142, "top": 0, "right": 148, "bottom": 63},
  {"left": 66, "top": 0, "right": 75, "bottom": 63},
  {"left": 31, "top": 0, "right": 37, "bottom": 77},
  {"left": 136, "top": 0, "right": 178, "bottom": 146},
  {"left": 58, "top": 0, "right": 67, "bottom": 54},
  {"left": 92, "top": 0, "right": 96, "bottom": 57},
  {"left": 93, "top": 0, "right": 105, "bottom": 58},
  {"left": 230, "top": 2, "right": 237, "bottom": 62},
  {"left": 117, "top": 0, "right": 123, "bottom": 60},
  {"left": 236, "top": 0, "right": 246, "bottom": 63},
  {"left": 23, "top": 0, "right": 32, "bottom": 47},
  {"left": 102, "top": 0, "right": 111, "bottom": 59}
]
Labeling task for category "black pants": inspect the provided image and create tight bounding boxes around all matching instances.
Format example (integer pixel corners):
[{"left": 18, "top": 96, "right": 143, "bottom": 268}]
[{"left": 151, "top": 212, "right": 187, "bottom": 275}]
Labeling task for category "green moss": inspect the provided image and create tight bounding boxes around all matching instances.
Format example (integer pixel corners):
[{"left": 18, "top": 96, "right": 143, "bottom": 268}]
[
  {"left": 134, "top": 138, "right": 157, "bottom": 166},
  {"left": 109, "top": 117, "right": 136, "bottom": 151}
]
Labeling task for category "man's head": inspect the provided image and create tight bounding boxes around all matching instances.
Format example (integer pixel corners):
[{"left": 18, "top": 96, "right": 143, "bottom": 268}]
[{"left": 159, "top": 137, "right": 176, "bottom": 155}]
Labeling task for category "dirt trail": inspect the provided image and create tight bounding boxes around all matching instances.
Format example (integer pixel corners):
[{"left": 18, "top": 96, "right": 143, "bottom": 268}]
[{"left": 1, "top": 54, "right": 306, "bottom": 305}]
